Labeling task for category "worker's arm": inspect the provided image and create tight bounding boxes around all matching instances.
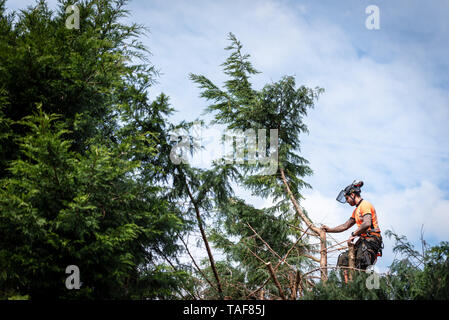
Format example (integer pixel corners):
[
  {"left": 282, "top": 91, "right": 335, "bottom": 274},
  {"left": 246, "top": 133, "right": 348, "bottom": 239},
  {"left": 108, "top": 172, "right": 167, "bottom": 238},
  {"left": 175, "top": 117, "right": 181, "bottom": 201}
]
[
  {"left": 351, "top": 214, "right": 371, "bottom": 236},
  {"left": 321, "top": 218, "right": 355, "bottom": 233}
]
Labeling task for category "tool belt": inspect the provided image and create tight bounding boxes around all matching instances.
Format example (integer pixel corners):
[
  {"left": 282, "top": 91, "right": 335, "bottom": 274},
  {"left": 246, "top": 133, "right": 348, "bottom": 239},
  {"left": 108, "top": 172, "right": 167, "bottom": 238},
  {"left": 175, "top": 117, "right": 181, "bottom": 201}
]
[
  {"left": 361, "top": 227, "right": 381, "bottom": 239},
  {"left": 356, "top": 236, "right": 383, "bottom": 269},
  {"left": 337, "top": 235, "right": 383, "bottom": 270}
]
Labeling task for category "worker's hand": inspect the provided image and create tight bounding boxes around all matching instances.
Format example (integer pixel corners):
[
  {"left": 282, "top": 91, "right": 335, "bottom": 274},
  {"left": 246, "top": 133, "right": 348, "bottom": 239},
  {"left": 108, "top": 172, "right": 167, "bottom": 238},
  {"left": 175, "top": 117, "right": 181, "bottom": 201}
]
[{"left": 321, "top": 225, "right": 330, "bottom": 232}]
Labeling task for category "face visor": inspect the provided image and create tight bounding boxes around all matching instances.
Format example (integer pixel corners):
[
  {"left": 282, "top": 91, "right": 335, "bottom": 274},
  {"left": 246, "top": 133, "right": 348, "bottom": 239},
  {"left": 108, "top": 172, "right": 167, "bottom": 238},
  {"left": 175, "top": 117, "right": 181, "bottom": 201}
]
[
  {"left": 336, "top": 180, "right": 363, "bottom": 204},
  {"left": 336, "top": 189, "right": 348, "bottom": 203}
]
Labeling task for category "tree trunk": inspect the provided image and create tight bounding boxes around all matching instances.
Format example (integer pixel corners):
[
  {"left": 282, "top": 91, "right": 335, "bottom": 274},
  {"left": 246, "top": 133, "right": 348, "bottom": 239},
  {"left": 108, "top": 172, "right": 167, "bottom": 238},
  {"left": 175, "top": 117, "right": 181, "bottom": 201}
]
[
  {"left": 279, "top": 168, "right": 320, "bottom": 235},
  {"left": 320, "top": 231, "right": 328, "bottom": 282},
  {"left": 279, "top": 168, "right": 327, "bottom": 282},
  {"left": 185, "top": 180, "right": 224, "bottom": 299},
  {"left": 178, "top": 233, "right": 218, "bottom": 295},
  {"left": 348, "top": 242, "right": 355, "bottom": 281}
]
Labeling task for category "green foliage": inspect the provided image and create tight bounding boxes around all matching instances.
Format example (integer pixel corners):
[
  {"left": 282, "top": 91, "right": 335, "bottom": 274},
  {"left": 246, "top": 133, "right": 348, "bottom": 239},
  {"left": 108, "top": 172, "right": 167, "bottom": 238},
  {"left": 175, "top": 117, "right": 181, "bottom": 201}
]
[
  {"left": 302, "top": 270, "right": 391, "bottom": 300},
  {"left": 0, "top": 108, "right": 185, "bottom": 299},
  {"left": 190, "top": 33, "right": 323, "bottom": 214},
  {"left": 0, "top": 0, "right": 190, "bottom": 299},
  {"left": 0, "top": 0, "right": 156, "bottom": 176},
  {"left": 386, "top": 236, "right": 449, "bottom": 300},
  {"left": 413, "top": 242, "right": 449, "bottom": 299}
]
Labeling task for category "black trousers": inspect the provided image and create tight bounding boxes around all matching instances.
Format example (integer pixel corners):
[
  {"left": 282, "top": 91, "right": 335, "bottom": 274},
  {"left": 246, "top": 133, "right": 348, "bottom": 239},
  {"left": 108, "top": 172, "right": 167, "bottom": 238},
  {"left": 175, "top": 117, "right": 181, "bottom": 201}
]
[{"left": 337, "top": 236, "right": 383, "bottom": 270}]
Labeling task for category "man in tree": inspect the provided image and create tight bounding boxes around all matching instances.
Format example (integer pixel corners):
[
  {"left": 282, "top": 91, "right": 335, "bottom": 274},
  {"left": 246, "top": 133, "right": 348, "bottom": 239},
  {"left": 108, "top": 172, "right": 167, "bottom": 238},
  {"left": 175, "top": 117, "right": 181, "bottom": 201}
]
[{"left": 321, "top": 180, "right": 383, "bottom": 274}]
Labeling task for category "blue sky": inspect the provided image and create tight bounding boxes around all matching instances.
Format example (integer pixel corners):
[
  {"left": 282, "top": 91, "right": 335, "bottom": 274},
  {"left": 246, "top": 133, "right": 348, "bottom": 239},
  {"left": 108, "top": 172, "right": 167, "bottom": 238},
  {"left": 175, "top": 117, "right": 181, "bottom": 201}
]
[{"left": 7, "top": 0, "right": 449, "bottom": 272}]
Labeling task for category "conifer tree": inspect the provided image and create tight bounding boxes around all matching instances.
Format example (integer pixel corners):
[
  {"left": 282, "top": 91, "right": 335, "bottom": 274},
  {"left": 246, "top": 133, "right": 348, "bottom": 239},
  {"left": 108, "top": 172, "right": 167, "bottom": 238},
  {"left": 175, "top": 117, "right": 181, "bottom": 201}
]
[
  {"left": 0, "top": 0, "right": 156, "bottom": 176},
  {"left": 0, "top": 0, "right": 192, "bottom": 299},
  {"left": 189, "top": 33, "right": 325, "bottom": 299},
  {"left": 0, "top": 107, "right": 190, "bottom": 299}
]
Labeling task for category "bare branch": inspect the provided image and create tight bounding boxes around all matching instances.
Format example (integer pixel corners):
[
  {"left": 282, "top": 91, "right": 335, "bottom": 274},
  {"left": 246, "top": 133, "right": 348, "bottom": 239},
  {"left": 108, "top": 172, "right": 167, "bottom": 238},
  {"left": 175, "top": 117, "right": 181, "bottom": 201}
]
[
  {"left": 246, "top": 222, "right": 294, "bottom": 270},
  {"left": 265, "top": 262, "right": 286, "bottom": 300},
  {"left": 156, "top": 247, "right": 198, "bottom": 300},
  {"left": 178, "top": 233, "right": 218, "bottom": 295}
]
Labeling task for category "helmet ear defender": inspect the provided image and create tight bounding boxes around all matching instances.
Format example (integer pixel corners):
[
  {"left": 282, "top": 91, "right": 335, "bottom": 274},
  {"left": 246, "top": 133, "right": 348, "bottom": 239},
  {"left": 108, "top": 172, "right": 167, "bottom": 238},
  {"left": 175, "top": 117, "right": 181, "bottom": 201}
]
[
  {"left": 352, "top": 180, "right": 363, "bottom": 189},
  {"left": 336, "top": 180, "right": 364, "bottom": 203}
]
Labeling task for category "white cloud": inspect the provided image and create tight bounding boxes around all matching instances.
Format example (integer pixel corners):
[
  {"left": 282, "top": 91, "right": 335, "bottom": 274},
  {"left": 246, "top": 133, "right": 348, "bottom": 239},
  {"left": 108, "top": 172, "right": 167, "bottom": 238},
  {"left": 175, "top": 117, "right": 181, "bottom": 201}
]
[{"left": 374, "top": 181, "right": 449, "bottom": 241}]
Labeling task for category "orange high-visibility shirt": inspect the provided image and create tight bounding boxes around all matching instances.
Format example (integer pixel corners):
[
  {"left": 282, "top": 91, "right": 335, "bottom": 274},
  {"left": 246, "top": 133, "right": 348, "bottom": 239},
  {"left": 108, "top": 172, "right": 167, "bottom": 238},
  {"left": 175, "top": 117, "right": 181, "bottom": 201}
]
[{"left": 351, "top": 200, "right": 381, "bottom": 238}]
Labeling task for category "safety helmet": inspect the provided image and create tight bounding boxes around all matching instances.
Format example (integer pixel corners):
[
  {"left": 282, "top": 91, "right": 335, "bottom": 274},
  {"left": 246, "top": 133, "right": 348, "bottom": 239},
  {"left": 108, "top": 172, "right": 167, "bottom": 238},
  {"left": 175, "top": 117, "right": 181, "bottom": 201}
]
[{"left": 336, "top": 180, "right": 364, "bottom": 203}]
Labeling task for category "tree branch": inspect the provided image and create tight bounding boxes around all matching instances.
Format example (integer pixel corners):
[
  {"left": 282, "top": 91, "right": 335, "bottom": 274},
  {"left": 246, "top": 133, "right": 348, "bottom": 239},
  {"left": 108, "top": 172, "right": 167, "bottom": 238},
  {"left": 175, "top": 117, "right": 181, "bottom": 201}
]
[
  {"left": 156, "top": 246, "right": 198, "bottom": 300},
  {"left": 178, "top": 233, "right": 218, "bottom": 296},
  {"left": 265, "top": 262, "right": 286, "bottom": 300},
  {"left": 184, "top": 178, "right": 224, "bottom": 299},
  {"left": 279, "top": 168, "right": 327, "bottom": 281}
]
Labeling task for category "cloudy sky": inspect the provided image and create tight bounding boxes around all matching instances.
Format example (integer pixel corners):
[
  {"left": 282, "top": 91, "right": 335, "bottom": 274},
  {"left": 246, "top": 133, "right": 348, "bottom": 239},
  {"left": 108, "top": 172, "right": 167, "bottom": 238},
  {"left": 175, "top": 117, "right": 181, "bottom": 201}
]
[{"left": 8, "top": 0, "right": 449, "bottom": 272}]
